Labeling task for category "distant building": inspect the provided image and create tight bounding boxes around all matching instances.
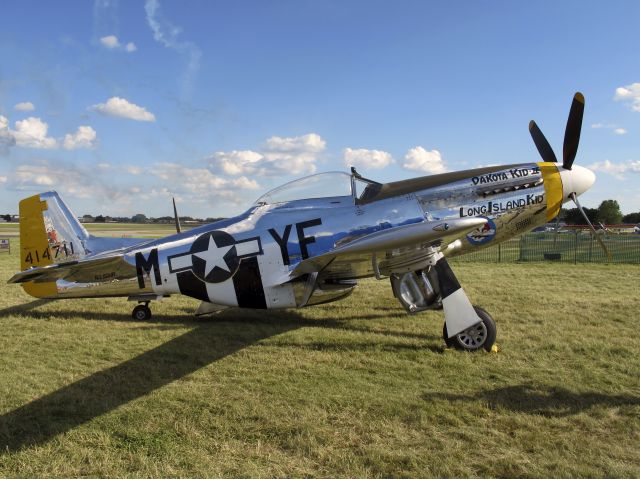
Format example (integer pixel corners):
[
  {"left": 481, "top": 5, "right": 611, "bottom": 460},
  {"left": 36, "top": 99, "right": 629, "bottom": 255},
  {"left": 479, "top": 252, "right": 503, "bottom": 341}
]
[{"left": 606, "top": 224, "right": 637, "bottom": 234}]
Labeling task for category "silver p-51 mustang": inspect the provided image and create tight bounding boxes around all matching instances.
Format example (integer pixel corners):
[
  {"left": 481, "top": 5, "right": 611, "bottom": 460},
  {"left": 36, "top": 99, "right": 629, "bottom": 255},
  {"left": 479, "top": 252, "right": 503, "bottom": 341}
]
[{"left": 9, "top": 93, "right": 602, "bottom": 351}]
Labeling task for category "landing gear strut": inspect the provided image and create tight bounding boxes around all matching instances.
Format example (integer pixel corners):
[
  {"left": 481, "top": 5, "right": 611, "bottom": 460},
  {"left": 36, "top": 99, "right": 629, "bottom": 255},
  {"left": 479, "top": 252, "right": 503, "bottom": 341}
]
[
  {"left": 391, "top": 252, "right": 497, "bottom": 351},
  {"left": 132, "top": 302, "right": 152, "bottom": 321}
]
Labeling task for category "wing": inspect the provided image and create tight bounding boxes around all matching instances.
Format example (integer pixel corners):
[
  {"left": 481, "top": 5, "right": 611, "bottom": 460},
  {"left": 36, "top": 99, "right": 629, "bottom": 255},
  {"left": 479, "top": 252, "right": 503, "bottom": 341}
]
[
  {"left": 285, "top": 217, "right": 487, "bottom": 282},
  {"left": 7, "top": 254, "right": 135, "bottom": 284}
]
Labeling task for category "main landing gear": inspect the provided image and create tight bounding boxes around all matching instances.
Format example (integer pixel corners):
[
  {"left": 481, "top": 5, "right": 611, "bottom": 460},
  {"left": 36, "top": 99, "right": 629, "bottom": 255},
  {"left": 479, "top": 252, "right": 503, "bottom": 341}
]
[
  {"left": 391, "top": 254, "right": 497, "bottom": 352},
  {"left": 132, "top": 302, "right": 152, "bottom": 321},
  {"left": 443, "top": 306, "right": 496, "bottom": 352}
]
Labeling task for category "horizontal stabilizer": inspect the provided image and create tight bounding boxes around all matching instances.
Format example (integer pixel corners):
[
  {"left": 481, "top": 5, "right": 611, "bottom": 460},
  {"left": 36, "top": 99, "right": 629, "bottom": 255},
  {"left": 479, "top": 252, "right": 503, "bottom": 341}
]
[{"left": 8, "top": 255, "right": 134, "bottom": 284}]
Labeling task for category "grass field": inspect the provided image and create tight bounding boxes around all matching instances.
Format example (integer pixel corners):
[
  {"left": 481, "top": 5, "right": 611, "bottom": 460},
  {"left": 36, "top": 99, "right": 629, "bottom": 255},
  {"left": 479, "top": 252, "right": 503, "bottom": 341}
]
[
  {"left": 0, "top": 222, "right": 191, "bottom": 238},
  {"left": 0, "top": 229, "right": 639, "bottom": 478}
]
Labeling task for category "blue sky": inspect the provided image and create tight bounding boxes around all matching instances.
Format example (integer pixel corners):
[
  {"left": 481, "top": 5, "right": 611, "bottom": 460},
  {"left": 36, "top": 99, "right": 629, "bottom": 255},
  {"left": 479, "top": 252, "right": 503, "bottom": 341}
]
[{"left": 1, "top": 0, "right": 639, "bottom": 218}]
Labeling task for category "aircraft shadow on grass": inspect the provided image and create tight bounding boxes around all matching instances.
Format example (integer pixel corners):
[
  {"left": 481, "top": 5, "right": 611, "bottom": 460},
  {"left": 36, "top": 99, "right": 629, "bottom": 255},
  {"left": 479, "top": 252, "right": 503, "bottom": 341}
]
[
  {"left": 0, "top": 299, "right": 53, "bottom": 316},
  {"left": 0, "top": 300, "right": 439, "bottom": 453},
  {"left": 422, "top": 384, "right": 640, "bottom": 417},
  {"left": 0, "top": 301, "right": 304, "bottom": 453}
]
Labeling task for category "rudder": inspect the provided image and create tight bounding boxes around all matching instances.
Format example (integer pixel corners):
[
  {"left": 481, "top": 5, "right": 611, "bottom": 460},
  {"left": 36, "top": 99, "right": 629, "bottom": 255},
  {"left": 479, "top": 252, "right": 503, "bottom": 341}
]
[{"left": 19, "top": 191, "right": 90, "bottom": 298}]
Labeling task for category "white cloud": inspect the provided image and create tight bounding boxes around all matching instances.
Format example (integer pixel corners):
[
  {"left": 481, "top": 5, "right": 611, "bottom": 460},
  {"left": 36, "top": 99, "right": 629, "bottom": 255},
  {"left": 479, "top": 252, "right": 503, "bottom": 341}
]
[
  {"left": 100, "top": 35, "right": 120, "bottom": 49},
  {"left": 0, "top": 115, "right": 16, "bottom": 154},
  {"left": 63, "top": 126, "right": 97, "bottom": 150},
  {"left": 343, "top": 147, "right": 393, "bottom": 169},
  {"left": 231, "top": 177, "right": 260, "bottom": 190},
  {"left": 149, "top": 162, "right": 259, "bottom": 205},
  {"left": 7, "top": 160, "right": 153, "bottom": 204},
  {"left": 0, "top": 175, "right": 6, "bottom": 184},
  {"left": 145, "top": 0, "right": 201, "bottom": 96},
  {"left": 10, "top": 163, "right": 90, "bottom": 196},
  {"left": 209, "top": 133, "right": 326, "bottom": 177},
  {"left": 125, "top": 165, "right": 143, "bottom": 175},
  {"left": 99, "top": 35, "right": 137, "bottom": 53},
  {"left": 0, "top": 115, "right": 99, "bottom": 153},
  {"left": 591, "top": 123, "right": 627, "bottom": 135},
  {"left": 262, "top": 133, "right": 325, "bottom": 175},
  {"left": 158, "top": 164, "right": 227, "bottom": 190},
  {"left": 14, "top": 102, "right": 35, "bottom": 112},
  {"left": 211, "top": 150, "right": 263, "bottom": 175},
  {"left": 402, "top": 146, "right": 447, "bottom": 174},
  {"left": 614, "top": 83, "right": 640, "bottom": 112},
  {"left": 12, "top": 117, "right": 57, "bottom": 149},
  {"left": 264, "top": 133, "right": 326, "bottom": 153},
  {"left": 4, "top": 157, "right": 258, "bottom": 215},
  {"left": 588, "top": 159, "right": 640, "bottom": 179},
  {"left": 91, "top": 97, "right": 156, "bottom": 122}
]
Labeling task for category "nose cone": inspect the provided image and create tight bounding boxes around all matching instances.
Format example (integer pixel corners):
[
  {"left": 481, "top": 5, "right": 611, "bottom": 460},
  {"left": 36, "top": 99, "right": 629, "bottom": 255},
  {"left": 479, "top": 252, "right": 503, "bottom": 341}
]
[{"left": 560, "top": 164, "right": 595, "bottom": 200}]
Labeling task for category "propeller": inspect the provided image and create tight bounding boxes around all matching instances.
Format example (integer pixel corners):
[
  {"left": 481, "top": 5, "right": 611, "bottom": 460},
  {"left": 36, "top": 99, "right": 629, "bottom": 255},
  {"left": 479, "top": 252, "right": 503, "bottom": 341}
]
[
  {"left": 529, "top": 120, "right": 558, "bottom": 163},
  {"left": 528, "top": 92, "right": 584, "bottom": 170},
  {"left": 529, "top": 92, "right": 610, "bottom": 261},
  {"left": 562, "top": 92, "right": 585, "bottom": 170},
  {"left": 569, "top": 193, "right": 612, "bottom": 261}
]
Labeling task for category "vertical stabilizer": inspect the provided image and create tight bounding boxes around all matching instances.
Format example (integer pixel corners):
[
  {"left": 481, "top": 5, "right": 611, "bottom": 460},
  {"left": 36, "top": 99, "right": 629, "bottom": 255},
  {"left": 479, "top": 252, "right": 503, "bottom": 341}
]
[
  {"left": 19, "top": 194, "right": 57, "bottom": 297},
  {"left": 19, "top": 191, "right": 90, "bottom": 298}
]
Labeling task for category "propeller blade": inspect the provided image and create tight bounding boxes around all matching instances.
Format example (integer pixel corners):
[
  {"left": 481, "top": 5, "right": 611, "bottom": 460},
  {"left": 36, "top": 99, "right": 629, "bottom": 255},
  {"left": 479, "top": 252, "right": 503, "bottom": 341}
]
[
  {"left": 173, "top": 197, "right": 182, "bottom": 234},
  {"left": 570, "top": 193, "right": 612, "bottom": 262},
  {"left": 562, "top": 92, "right": 585, "bottom": 170},
  {"left": 529, "top": 120, "right": 558, "bottom": 163}
]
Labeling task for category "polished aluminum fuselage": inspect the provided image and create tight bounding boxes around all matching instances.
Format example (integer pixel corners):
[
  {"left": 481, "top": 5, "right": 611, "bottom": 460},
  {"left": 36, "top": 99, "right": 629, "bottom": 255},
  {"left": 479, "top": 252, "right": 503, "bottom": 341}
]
[{"left": 49, "top": 162, "right": 555, "bottom": 309}]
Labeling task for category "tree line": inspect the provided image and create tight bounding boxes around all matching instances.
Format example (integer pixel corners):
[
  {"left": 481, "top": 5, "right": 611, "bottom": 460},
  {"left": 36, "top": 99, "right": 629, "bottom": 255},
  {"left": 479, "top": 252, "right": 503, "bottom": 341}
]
[
  {"left": 561, "top": 200, "right": 639, "bottom": 225},
  {"left": 1, "top": 212, "right": 224, "bottom": 224},
  {"left": 80, "top": 214, "right": 225, "bottom": 224}
]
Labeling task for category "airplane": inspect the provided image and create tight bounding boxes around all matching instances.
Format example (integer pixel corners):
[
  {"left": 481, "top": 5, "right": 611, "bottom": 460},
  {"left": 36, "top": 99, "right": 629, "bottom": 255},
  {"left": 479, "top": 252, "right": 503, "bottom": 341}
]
[{"left": 8, "top": 92, "right": 605, "bottom": 352}]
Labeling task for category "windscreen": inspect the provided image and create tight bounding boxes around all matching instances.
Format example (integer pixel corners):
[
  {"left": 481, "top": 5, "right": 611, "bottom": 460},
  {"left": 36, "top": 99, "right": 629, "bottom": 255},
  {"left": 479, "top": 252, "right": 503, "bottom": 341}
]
[{"left": 255, "top": 172, "right": 353, "bottom": 205}]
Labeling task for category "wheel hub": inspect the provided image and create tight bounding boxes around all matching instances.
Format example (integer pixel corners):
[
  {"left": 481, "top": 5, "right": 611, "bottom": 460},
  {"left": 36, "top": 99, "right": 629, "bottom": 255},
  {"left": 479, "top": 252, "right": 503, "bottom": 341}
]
[{"left": 456, "top": 321, "right": 487, "bottom": 350}]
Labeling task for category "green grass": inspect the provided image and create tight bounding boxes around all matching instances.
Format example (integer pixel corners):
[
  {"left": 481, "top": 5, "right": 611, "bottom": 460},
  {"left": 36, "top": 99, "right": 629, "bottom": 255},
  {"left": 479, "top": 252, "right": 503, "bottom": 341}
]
[
  {"left": 0, "top": 223, "right": 192, "bottom": 239},
  {"left": 0, "top": 235, "right": 639, "bottom": 478}
]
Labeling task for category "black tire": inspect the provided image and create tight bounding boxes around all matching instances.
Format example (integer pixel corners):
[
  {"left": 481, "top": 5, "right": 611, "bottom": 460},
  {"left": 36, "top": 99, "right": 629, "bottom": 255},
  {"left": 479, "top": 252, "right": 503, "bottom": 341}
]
[
  {"left": 132, "top": 304, "right": 152, "bottom": 321},
  {"left": 443, "top": 306, "right": 496, "bottom": 352}
]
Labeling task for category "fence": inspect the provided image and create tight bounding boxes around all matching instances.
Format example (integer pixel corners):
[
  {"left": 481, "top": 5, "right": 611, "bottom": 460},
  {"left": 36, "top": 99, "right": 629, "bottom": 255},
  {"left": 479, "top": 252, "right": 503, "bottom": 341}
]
[{"left": 452, "top": 232, "right": 640, "bottom": 264}]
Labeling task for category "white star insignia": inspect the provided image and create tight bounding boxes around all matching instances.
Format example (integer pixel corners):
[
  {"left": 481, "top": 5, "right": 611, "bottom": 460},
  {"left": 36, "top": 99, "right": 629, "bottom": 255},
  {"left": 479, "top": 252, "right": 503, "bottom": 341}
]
[{"left": 192, "top": 236, "right": 233, "bottom": 277}]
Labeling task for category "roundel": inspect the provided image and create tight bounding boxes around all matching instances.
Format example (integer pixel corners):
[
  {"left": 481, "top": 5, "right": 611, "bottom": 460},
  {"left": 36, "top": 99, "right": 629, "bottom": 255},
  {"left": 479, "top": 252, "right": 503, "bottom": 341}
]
[
  {"left": 189, "top": 231, "right": 239, "bottom": 283},
  {"left": 466, "top": 217, "right": 497, "bottom": 246}
]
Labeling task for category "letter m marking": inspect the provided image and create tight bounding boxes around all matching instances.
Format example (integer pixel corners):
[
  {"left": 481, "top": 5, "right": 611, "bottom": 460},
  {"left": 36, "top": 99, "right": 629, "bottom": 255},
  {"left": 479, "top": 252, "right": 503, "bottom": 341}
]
[{"left": 135, "top": 248, "right": 162, "bottom": 288}]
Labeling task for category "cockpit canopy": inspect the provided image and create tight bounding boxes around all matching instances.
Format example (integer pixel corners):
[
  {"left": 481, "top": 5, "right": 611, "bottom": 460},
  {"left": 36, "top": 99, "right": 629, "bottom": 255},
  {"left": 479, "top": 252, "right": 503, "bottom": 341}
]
[{"left": 255, "top": 171, "right": 379, "bottom": 206}]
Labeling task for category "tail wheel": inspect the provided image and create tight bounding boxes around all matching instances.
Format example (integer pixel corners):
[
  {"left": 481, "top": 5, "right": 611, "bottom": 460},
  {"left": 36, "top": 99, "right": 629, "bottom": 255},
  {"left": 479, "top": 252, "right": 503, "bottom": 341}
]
[
  {"left": 132, "top": 304, "right": 152, "bottom": 321},
  {"left": 443, "top": 306, "right": 496, "bottom": 352}
]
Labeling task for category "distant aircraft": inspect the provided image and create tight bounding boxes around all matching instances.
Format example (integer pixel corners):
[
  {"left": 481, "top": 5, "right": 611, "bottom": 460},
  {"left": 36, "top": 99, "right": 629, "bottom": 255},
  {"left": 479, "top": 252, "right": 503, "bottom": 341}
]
[{"left": 9, "top": 93, "right": 604, "bottom": 351}]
